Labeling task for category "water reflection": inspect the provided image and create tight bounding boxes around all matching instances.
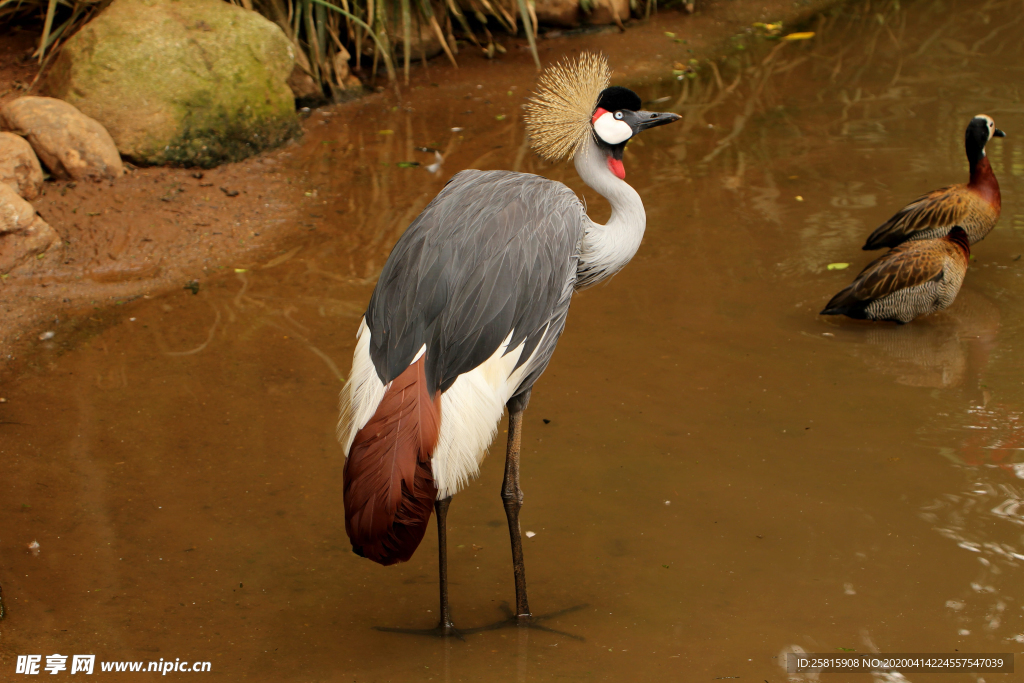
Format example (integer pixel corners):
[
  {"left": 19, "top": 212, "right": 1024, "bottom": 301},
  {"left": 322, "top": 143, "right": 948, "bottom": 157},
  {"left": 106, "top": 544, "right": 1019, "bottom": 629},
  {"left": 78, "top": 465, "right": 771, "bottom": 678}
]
[{"left": 826, "top": 288, "right": 1001, "bottom": 392}]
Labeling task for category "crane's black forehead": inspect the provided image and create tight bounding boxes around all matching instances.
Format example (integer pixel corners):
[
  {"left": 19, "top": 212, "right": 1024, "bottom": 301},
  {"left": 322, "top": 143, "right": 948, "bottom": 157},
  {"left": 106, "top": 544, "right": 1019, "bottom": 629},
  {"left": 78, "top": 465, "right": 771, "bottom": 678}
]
[{"left": 596, "top": 86, "right": 642, "bottom": 113}]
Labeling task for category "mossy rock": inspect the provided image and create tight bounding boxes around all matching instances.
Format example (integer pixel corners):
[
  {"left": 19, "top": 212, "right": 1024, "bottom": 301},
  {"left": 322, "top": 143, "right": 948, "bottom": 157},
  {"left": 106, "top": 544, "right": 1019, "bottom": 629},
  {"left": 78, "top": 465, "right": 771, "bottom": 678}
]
[{"left": 45, "top": 0, "right": 299, "bottom": 167}]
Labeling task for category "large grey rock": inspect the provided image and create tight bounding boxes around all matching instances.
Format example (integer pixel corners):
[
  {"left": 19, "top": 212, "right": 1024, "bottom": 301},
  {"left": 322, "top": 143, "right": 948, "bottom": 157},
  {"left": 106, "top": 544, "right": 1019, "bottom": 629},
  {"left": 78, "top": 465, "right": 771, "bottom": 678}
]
[
  {"left": 0, "top": 182, "right": 60, "bottom": 273},
  {"left": 534, "top": 0, "right": 581, "bottom": 26},
  {"left": 44, "top": 0, "right": 299, "bottom": 168},
  {"left": 585, "top": 0, "right": 629, "bottom": 25},
  {"left": 534, "top": 0, "right": 630, "bottom": 27},
  {"left": 0, "top": 132, "right": 44, "bottom": 199},
  {"left": 0, "top": 97, "right": 122, "bottom": 181}
]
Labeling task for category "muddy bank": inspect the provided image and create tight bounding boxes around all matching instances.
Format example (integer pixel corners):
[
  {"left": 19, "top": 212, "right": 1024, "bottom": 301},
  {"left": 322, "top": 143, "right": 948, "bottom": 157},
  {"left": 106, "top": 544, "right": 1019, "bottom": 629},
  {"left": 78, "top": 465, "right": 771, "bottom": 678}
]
[{"left": 0, "top": 0, "right": 839, "bottom": 371}]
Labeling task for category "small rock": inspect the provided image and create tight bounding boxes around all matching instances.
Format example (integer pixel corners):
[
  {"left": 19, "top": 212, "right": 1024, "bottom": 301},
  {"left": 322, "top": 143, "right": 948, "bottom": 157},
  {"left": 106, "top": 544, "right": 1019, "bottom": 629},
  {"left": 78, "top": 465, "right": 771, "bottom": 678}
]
[
  {"left": 0, "top": 181, "right": 35, "bottom": 233},
  {"left": 39, "top": 331, "right": 55, "bottom": 341},
  {"left": 0, "top": 182, "right": 61, "bottom": 273},
  {"left": 0, "top": 132, "right": 44, "bottom": 199},
  {"left": 287, "top": 56, "right": 322, "bottom": 104},
  {"left": 0, "top": 96, "right": 123, "bottom": 181}
]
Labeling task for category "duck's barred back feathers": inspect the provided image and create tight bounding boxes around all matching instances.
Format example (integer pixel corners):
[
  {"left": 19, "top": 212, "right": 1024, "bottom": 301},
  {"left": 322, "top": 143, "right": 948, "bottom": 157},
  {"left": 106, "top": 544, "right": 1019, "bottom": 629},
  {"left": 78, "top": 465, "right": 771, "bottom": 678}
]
[{"left": 524, "top": 52, "right": 610, "bottom": 162}]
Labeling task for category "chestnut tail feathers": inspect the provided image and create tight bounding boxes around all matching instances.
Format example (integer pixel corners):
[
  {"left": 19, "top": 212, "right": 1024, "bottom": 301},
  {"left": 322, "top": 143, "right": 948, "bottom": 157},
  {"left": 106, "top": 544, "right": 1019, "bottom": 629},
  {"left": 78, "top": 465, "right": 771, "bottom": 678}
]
[{"left": 343, "top": 356, "right": 441, "bottom": 565}]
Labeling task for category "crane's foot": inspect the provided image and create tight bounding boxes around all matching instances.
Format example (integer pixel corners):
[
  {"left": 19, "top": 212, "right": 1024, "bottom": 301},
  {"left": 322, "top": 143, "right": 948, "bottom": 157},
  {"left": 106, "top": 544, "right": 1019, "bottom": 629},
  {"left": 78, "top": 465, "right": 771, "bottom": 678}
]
[
  {"left": 374, "top": 621, "right": 464, "bottom": 640},
  {"left": 373, "top": 603, "right": 586, "bottom": 640},
  {"left": 460, "top": 602, "right": 588, "bottom": 640}
]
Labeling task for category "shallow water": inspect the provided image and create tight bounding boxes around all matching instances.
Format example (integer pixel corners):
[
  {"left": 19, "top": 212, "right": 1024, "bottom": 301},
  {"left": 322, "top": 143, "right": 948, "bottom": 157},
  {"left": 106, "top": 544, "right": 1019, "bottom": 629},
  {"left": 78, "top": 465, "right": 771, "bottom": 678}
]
[{"left": 3, "top": 0, "right": 1024, "bottom": 679}]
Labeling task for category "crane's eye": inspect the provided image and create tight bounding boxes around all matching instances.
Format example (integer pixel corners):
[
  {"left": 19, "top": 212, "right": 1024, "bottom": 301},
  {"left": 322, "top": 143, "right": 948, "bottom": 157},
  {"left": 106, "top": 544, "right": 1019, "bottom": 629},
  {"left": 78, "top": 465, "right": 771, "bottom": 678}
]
[{"left": 614, "top": 111, "right": 624, "bottom": 120}]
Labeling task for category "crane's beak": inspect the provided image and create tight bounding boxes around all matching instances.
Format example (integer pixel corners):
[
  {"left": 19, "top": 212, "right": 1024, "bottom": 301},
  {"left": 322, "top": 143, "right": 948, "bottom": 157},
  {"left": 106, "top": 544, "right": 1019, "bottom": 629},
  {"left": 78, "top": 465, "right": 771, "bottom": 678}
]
[
  {"left": 994, "top": 128, "right": 1007, "bottom": 138},
  {"left": 634, "top": 110, "right": 682, "bottom": 133}
]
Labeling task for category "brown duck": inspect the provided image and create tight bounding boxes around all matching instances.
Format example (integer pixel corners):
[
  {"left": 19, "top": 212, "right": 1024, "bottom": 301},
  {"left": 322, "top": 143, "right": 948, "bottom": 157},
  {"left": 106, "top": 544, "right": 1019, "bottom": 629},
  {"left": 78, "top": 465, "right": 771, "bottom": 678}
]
[
  {"left": 822, "top": 226, "right": 970, "bottom": 324},
  {"left": 862, "top": 115, "right": 1004, "bottom": 250}
]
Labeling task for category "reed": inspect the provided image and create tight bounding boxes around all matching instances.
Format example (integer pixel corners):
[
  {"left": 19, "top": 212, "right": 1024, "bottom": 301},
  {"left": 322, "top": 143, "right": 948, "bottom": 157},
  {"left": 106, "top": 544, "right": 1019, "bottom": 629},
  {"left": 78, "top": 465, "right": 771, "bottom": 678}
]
[{"left": 0, "top": 0, "right": 112, "bottom": 76}]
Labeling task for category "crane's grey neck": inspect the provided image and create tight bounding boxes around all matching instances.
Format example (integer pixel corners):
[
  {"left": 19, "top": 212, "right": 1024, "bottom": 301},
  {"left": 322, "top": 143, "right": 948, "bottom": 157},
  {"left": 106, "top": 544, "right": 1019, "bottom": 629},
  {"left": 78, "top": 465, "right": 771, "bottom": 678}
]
[{"left": 573, "top": 134, "right": 646, "bottom": 289}]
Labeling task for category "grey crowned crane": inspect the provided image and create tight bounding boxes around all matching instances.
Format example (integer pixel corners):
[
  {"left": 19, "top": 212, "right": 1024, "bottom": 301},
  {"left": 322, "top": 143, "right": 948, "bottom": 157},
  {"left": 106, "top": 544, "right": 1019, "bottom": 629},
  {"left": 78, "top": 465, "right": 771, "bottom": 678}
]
[{"left": 336, "top": 52, "right": 680, "bottom": 634}]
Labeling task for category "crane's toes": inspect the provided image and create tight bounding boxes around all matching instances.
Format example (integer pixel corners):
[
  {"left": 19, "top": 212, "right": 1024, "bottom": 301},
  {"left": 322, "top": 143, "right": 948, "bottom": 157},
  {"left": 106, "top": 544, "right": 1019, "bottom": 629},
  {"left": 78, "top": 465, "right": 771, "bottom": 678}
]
[{"left": 437, "top": 619, "right": 461, "bottom": 638}]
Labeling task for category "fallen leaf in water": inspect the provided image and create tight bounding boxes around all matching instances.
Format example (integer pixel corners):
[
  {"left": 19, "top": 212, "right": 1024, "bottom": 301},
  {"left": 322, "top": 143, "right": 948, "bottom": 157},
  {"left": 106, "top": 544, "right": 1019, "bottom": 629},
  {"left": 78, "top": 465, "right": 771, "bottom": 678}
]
[
  {"left": 378, "top": 129, "right": 394, "bottom": 135},
  {"left": 827, "top": 263, "right": 850, "bottom": 270},
  {"left": 783, "top": 32, "right": 815, "bottom": 41},
  {"left": 525, "top": 531, "right": 536, "bottom": 538},
  {"left": 664, "top": 31, "right": 676, "bottom": 38},
  {"left": 396, "top": 161, "right": 420, "bottom": 168}
]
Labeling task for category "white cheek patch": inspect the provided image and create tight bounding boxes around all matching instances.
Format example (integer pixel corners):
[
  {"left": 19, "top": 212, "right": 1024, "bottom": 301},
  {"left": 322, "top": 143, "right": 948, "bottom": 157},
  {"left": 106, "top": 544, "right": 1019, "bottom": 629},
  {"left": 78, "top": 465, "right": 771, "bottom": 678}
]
[
  {"left": 593, "top": 112, "right": 633, "bottom": 145},
  {"left": 975, "top": 114, "right": 996, "bottom": 140}
]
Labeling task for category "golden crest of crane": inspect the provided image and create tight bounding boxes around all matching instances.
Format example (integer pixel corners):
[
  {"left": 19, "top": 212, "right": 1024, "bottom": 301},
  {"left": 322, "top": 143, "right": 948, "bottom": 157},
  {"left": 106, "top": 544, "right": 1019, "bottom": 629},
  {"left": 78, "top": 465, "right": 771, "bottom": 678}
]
[{"left": 524, "top": 52, "right": 611, "bottom": 162}]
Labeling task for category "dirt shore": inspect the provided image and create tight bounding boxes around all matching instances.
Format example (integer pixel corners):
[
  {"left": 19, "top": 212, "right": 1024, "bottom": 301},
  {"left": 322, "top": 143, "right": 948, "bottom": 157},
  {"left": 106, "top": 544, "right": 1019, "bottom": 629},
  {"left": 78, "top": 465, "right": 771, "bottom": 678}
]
[{"left": 0, "top": 0, "right": 839, "bottom": 372}]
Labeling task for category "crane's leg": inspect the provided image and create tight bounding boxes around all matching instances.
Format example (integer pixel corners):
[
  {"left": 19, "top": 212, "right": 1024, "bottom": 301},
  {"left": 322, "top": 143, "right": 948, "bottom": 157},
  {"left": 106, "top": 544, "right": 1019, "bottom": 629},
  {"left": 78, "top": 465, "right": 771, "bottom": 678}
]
[
  {"left": 502, "top": 392, "right": 531, "bottom": 621},
  {"left": 435, "top": 496, "right": 456, "bottom": 635}
]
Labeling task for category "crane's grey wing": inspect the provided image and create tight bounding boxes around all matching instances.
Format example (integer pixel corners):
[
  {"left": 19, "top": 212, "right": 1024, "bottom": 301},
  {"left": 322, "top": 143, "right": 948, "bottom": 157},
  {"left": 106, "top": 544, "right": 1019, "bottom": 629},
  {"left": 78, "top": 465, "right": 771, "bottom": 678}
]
[{"left": 365, "top": 169, "right": 585, "bottom": 398}]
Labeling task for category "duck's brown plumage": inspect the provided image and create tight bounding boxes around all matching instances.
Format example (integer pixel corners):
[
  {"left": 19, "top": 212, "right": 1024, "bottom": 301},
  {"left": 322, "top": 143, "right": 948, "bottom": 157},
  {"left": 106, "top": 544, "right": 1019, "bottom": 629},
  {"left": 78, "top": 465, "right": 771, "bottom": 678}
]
[
  {"left": 863, "top": 116, "right": 1004, "bottom": 250},
  {"left": 823, "top": 227, "right": 970, "bottom": 324}
]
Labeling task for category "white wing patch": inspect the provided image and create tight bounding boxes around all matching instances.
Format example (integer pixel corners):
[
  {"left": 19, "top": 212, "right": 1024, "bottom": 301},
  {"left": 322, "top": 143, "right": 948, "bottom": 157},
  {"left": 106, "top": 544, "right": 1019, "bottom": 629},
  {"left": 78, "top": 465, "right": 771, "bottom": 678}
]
[
  {"left": 432, "top": 327, "right": 547, "bottom": 498},
  {"left": 337, "top": 318, "right": 387, "bottom": 455},
  {"left": 593, "top": 112, "right": 632, "bottom": 145},
  {"left": 337, "top": 321, "right": 549, "bottom": 500}
]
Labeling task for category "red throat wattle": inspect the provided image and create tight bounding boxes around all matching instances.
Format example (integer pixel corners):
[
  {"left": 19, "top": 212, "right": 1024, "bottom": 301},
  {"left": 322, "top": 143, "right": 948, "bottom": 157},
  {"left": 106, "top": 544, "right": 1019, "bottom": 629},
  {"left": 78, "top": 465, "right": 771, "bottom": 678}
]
[
  {"left": 592, "top": 107, "right": 625, "bottom": 178},
  {"left": 607, "top": 157, "right": 625, "bottom": 179}
]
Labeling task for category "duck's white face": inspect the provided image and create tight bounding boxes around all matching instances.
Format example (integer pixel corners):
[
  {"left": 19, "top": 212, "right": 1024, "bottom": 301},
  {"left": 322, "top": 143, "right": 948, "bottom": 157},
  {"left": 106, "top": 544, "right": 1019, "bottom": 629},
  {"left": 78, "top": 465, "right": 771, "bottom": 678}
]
[
  {"left": 592, "top": 108, "right": 633, "bottom": 145},
  {"left": 976, "top": 114, "right": 997, "bottom": 141}
]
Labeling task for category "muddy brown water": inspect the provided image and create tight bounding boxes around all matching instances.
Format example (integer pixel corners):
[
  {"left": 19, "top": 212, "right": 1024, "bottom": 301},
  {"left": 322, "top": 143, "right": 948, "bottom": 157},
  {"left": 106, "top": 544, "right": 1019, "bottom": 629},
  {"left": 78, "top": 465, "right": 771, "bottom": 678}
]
[{"left": 3, "top": 0, "right": 1024, "bottom": 680}]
